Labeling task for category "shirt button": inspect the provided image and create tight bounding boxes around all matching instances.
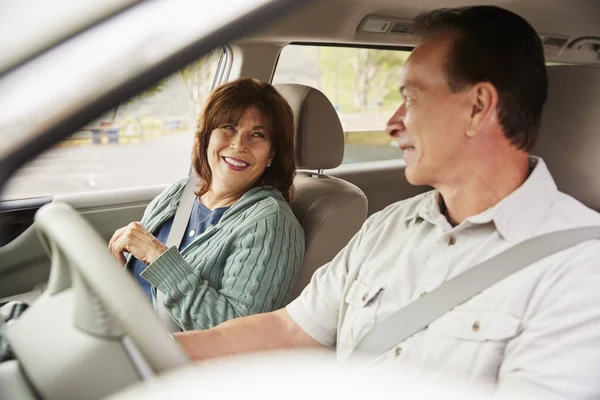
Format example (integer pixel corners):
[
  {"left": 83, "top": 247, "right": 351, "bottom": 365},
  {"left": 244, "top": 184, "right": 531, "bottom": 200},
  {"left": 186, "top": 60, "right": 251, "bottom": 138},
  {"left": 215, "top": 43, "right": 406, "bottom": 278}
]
[
  {"left": 447, "top": 235, "right": 457, "bottom": 245},
  {"left": 394, "top": 347, "right": 402, "bottom": 357},
  {"left": 420, "top": 291, "right": 427, "bottom": 298},
  {"left": 472, "top": 321, "right": 480, "bottom": 332},
  {"left": 362, "top": 294, "right": 368, "bottom": 302}
]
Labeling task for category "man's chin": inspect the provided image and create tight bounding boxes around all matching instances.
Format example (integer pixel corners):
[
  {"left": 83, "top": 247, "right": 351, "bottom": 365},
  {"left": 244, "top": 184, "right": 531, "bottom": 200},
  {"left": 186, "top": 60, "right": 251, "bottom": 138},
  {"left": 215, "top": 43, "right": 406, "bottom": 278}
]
[{"left": 404, "top": 168, "right": 429, "bottom": 187}]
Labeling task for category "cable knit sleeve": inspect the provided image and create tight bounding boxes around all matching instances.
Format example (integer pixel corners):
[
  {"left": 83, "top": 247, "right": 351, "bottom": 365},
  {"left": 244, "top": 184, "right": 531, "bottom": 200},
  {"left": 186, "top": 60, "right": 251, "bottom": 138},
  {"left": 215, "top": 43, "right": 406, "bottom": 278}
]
[{"left": 140, "top": 207, "right": 304, "bottom": 331}]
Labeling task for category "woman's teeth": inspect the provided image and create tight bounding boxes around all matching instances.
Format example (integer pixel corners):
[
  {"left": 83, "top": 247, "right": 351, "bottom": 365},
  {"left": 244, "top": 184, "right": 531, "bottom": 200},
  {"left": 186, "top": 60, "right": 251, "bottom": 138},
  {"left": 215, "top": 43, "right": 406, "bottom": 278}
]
[{"left": 224, "top": 157, "right": 249, "bottom": 167}]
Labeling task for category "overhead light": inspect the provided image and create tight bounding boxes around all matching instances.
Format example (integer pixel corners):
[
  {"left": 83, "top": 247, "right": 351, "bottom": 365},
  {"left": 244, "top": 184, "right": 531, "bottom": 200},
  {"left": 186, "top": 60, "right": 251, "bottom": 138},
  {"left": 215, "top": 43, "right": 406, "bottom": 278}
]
[{"left": 359, "top": 17, "right": 392, "bottom": 34}]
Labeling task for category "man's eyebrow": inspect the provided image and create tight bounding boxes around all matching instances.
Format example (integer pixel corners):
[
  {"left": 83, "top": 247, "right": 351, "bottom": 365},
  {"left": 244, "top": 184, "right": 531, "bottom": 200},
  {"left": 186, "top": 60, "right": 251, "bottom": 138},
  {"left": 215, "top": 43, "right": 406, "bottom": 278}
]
[{"left": 399, "top": 83, "right": 420, "bottom": 94}]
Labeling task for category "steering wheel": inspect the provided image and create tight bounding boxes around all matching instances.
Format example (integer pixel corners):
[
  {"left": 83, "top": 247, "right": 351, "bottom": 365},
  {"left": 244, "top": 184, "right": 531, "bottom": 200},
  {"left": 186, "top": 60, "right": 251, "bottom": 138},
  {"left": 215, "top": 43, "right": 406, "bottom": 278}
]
[{"left": 5, "top": 202, "right": 188, "bottom": 399}]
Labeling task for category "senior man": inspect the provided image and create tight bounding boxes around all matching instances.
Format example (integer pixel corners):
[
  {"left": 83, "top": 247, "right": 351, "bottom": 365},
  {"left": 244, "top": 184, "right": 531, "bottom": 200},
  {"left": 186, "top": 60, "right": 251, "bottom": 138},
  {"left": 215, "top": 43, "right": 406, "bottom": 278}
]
[{"left": 176, "top": 6, "right": 600, "bottom": 399}]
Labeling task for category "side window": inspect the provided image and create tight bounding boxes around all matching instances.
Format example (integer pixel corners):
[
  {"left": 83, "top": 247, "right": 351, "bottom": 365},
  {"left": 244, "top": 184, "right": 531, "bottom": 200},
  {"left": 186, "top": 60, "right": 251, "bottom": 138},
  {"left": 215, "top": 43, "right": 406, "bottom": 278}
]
[
  {"left": 273, "top": 44, "right": 410, "bottom": 164},
  {"left": 1, "top": 48, "right": 225, "bottom": 201}
]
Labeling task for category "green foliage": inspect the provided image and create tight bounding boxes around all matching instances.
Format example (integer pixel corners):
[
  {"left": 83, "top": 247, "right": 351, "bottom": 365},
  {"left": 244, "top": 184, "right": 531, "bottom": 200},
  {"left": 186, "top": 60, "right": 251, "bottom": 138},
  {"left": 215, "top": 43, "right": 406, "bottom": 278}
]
[
  {"left": 178, "top": 49, "right": 222, "bottom": 118},
  {"left": 125, "top": 79, "right": 168, "bottom": 105},
  {"left": 345, "top": 130, "right": 392, "bottom": 146},
  {"left": 124, "top": 49, "right": 221, "bottom": 118},
  {"left": 318, "top": 47, "right": 409, "bottom": 113}
]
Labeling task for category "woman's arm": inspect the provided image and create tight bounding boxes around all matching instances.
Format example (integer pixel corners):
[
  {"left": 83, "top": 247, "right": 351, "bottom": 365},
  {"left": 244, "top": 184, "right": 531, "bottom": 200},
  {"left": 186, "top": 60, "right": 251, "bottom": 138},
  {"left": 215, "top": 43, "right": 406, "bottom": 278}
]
[
  {"left": 141, "top": 210, "right": 304, "bottom": 330},
  {"left": 117, "top": 178, "right": 187, "bottom": 267}
]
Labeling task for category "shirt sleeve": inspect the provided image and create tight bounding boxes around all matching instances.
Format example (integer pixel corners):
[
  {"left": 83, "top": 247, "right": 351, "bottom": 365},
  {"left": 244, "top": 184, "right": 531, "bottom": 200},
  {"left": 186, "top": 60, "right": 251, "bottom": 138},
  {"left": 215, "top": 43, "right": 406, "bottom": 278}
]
[
  {"left": 141, "top": 210, "right": 304, "bottom": 331},
  {"left": 286, "top": 213, "right": 378, "bottom": 347},
  {"left": 496, "top": 246, "right": 600, "bottom": 399}
]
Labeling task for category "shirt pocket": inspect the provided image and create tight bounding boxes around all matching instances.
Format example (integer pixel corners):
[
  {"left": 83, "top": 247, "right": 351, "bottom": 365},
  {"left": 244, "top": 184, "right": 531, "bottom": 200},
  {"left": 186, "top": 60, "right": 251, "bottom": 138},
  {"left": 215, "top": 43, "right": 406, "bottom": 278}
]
[
  {"left": 338, "top": 279, "right": 385, "bottom": 351},
  {"left": 423, "top": 309, "right": 521, "bottom": 381}
]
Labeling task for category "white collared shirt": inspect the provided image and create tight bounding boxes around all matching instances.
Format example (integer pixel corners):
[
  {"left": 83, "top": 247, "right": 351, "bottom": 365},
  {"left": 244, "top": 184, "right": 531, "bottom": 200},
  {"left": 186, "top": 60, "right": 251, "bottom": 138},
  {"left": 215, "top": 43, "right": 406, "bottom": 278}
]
[{"left": 287, "top": 157, "right": 600, "bottom": 399}]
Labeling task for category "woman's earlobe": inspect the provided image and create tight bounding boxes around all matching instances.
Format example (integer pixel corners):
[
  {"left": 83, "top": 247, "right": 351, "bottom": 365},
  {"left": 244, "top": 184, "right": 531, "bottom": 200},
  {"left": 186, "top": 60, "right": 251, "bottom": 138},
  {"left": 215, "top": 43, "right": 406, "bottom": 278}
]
[{"left": 267, "top": 152, "right": 275, "bottom": 167}]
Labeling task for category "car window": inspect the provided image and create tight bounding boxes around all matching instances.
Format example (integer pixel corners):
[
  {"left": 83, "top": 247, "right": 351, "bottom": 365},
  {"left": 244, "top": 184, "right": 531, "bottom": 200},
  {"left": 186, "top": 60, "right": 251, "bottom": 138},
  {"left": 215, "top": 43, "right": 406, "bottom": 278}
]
[
  {"left": 272, "top": 44, "right": 411, "bottom": 165},
  {"left": 1, "top": 48, "right": 224, "bottom": 201}
]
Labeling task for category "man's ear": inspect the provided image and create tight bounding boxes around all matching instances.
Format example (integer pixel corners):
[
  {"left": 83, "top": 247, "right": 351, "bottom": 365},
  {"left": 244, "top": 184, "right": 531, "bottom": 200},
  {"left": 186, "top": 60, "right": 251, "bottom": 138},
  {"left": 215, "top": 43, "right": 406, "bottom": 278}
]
[{"left": 466, "top": 82, "right": 499, "bottom": 138}]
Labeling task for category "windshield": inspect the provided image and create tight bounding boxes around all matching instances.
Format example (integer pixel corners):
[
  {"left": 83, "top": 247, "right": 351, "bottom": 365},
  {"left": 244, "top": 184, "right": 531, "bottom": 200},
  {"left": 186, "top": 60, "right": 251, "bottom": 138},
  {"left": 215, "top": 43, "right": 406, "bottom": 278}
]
[{"left": 0, "top": 0, "right": 308, "bottom": 190}]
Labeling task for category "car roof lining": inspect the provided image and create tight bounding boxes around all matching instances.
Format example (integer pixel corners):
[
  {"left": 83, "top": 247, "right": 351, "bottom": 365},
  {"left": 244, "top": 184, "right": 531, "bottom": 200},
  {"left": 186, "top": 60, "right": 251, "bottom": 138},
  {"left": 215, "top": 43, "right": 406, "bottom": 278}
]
[{"left": 236, "top": 0, "right": 600, "bottom": 64}]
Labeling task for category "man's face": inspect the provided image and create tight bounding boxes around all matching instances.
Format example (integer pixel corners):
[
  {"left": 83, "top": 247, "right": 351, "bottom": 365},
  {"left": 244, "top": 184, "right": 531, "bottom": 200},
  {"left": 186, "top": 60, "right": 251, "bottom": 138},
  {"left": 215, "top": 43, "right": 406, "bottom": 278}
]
[{"left": 386, "top": 33, "right": 474, "bottom": 187}]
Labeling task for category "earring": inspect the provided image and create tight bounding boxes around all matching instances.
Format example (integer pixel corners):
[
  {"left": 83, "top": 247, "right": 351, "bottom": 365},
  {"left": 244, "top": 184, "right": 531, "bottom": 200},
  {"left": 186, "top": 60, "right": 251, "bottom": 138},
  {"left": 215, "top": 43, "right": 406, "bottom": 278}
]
[{"left": 267, "top": 162, "right": 272, "bottom": 167}]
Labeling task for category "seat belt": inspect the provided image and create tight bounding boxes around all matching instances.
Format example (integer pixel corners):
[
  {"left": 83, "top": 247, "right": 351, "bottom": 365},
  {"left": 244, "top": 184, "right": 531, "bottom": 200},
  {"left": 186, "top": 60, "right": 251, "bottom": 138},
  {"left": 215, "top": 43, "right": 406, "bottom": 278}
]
[
  {"left": 153, "top": 170, "right": 200, "bottom": 332},
  {"left": 349, "top": 226, "right": 600, "bottom": 361}
]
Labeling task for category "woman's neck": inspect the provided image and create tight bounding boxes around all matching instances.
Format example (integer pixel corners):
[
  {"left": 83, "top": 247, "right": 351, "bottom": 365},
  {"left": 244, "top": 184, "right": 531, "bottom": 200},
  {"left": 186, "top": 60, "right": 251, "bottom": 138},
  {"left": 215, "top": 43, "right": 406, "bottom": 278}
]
[{"left": 201, "top": 189, "right": 242, "bottom": 210}]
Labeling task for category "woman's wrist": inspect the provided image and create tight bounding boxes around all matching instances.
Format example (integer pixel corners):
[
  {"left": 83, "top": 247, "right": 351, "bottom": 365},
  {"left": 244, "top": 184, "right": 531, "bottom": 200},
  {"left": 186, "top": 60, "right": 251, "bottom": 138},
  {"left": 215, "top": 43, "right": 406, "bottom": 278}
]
[{"left": 147, "top": 243, "right": 169, "bottom": 265}]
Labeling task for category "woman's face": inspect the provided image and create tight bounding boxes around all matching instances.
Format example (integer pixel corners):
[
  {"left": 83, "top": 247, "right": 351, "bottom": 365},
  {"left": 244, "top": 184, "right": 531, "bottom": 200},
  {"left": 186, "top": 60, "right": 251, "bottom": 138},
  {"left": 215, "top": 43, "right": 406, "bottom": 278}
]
[{"left": 207, "top": 107, "right": 274, "bottom": 197}]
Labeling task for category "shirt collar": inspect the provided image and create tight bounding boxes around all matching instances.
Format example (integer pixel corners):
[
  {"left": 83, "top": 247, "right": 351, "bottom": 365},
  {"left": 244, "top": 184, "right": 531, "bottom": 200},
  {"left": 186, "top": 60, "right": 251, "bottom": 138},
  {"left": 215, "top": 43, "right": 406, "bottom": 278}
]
[
  {"left": 403, "top": 157, "right": 559, "bottom": 242},
  {"left": 480, "top": 156, "right": 558, "bottom": 242},
  {"left": 403, "top": 191, "right": 453, "bottom": 231}
]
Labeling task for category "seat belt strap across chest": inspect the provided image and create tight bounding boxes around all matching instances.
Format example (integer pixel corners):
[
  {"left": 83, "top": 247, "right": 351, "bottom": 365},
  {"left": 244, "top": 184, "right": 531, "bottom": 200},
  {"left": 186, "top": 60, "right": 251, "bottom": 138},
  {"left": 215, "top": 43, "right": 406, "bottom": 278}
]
[
  {"left": 350, "top": 226, "right": 600, "bottom": 360},
  {"left": 153, "top": 171, "right": 200, "bottom": 332}
]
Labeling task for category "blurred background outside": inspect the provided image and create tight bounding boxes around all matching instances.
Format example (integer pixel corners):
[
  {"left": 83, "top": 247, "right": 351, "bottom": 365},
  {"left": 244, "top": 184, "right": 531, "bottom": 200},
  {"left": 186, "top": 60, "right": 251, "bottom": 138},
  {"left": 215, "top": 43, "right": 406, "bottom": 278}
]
[{"left": 3, "top": 46, "right": 410, "bottom": 200}]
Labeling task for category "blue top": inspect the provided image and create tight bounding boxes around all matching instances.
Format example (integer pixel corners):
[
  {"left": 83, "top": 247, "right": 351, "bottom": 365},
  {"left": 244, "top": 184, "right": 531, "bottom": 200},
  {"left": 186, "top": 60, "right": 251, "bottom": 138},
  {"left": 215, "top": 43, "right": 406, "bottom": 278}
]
[{"left": 129, "top": 197, "right": 229, "bottom": 300}]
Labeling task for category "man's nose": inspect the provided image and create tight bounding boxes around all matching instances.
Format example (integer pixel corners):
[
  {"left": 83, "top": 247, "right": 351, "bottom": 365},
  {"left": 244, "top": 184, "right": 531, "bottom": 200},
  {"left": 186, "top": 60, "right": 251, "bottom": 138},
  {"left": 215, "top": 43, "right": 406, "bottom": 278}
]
[{"left": 386, "top": 105, "right": 406, "bottom": 138}]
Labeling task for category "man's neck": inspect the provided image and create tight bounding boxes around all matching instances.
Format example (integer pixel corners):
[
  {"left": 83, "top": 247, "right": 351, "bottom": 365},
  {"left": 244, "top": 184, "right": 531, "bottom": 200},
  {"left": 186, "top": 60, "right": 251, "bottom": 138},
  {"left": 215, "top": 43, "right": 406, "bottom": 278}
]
[{"left": 437, "top": 152, "right": 531, "bottom": 225}]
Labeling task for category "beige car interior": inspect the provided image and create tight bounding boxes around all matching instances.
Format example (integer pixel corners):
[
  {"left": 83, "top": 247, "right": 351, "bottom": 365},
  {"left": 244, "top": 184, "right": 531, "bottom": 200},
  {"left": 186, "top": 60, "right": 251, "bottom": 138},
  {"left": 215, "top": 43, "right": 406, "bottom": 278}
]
[
  {"left": 0, "top": 201, "right": 188, "bottom": 399},
  {"left": 2, "top": 0, "right": 598, "bottom": 304},
  {"left": 533, "top": 65, "right": 600, "bottom": 211},
  {"left": 1, "top": 1, "right": 600, "bottom": 399},
  {"left": 276, "top": 83, "right": 368, "bottom": 299}
]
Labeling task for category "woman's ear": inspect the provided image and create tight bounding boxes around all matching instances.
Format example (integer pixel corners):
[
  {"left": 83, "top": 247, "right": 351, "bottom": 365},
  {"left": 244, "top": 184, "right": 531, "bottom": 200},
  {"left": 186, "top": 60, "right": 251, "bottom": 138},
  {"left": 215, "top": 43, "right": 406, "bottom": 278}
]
[{"left": 268, "top": 150, "right": 276, "bottom": 167}]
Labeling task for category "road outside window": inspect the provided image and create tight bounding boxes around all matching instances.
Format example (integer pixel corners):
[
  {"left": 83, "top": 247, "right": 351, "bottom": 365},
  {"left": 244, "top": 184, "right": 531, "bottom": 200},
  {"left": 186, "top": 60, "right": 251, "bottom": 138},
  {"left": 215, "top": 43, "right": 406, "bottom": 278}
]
[{"left": 1, "top": 49, "right": 224, "bottom": 201}]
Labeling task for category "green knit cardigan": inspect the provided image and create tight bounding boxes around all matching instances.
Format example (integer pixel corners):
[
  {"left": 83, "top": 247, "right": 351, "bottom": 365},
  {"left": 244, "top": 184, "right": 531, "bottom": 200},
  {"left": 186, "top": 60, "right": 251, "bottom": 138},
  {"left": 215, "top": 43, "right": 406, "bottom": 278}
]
[{"left": 127, "top": 179, "right": 305, "bottom": 331}]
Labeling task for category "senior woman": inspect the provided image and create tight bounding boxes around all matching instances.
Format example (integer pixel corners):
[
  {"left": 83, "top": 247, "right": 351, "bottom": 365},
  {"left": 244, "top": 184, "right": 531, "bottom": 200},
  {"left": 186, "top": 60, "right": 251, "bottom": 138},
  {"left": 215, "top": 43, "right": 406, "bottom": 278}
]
[{"left": 108, "top": 77, "right": 304, "bottom": 331}]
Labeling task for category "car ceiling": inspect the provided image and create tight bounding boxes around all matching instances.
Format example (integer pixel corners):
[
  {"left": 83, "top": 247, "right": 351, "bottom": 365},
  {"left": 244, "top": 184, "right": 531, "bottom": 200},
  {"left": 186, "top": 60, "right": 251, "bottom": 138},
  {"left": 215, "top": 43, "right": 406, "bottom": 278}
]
[{"left": 241, "top": 0, "right": 600, "bottom": 45}]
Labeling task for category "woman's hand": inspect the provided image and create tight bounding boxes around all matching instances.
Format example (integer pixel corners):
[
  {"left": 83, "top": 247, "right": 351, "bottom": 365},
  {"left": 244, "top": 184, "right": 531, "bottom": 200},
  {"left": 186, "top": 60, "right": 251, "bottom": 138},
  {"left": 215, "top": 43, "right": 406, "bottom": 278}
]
[{"left": 108, "top": 222, "right": 168, "bottom": 266}]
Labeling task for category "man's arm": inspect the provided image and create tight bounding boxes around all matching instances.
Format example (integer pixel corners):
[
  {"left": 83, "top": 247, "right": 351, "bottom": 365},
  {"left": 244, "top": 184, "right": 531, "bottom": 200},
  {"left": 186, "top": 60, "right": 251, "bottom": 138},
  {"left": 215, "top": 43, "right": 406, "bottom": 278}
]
[
  {"left": 175, "top": 309, "right": 325, "bottom": 361},
  {"left": 176, "top": 203, "right": 381, "bottom": 361}
]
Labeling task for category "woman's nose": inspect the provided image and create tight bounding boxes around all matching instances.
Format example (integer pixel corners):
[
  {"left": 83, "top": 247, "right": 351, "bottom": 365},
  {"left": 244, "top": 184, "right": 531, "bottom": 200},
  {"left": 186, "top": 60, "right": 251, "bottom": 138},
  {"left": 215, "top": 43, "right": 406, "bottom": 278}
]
[{"left": 229, "top": 132, "right": 248, "bottom": 151}]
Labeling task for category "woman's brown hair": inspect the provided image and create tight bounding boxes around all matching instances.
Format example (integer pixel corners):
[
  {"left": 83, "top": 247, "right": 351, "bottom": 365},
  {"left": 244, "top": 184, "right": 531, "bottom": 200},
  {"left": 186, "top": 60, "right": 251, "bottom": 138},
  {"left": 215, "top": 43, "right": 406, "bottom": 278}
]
[{"left": 191, "top": 77, "right": 296, "bottom": 201}]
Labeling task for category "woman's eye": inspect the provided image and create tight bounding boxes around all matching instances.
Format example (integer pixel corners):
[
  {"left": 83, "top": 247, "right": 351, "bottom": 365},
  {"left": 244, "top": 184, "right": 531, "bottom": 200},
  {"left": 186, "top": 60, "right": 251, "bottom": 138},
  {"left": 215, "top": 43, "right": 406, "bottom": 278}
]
[
  {"left": 221, "top": 125, "right": 235, "bottom": 131},
  {"left": 253, "top": 132, "right": 265, "bottom": 138}
]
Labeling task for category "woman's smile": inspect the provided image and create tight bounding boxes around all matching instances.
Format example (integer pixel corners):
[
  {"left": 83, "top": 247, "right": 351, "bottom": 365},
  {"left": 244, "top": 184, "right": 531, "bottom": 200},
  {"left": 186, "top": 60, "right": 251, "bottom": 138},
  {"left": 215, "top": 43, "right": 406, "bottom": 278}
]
[{"left": 222, "top": 156, "right": 250, "bottom": 171}]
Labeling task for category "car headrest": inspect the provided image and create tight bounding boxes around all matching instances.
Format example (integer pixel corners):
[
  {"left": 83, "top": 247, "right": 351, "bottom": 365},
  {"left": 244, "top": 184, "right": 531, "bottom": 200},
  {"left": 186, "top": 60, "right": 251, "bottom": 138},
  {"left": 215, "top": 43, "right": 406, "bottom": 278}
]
[
  {"left": 533, "top": 65, "right": 600, "bottom": 210},
  {"left": 275, "top": 83, "right": 344, "bottom": 170}
]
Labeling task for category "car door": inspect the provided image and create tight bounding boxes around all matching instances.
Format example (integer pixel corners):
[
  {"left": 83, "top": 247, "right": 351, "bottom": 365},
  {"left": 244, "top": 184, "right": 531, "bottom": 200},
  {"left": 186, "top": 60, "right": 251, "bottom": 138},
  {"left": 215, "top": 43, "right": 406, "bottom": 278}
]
[{"left": 0, "top": 0, "right": 309, "bottom": 303}]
